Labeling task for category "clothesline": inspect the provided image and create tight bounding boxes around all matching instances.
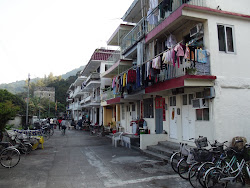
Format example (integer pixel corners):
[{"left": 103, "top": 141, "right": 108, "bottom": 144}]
[{"left": 143, "top": 40, "right": 183, "bottom": 65}]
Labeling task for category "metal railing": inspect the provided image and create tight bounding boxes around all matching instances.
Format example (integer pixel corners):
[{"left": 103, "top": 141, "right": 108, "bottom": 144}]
[
  {"left": 121, "top": 17, "right": 145, "bottom": 54},
  {"left": 106, "top": 49, "right": 121, "bottom": 64},
  {"left": 146, "top": 0, "right": 206, "bottom": 33},
  {"left": 101, "top": 88, "right": 121, "bottom": 101}
]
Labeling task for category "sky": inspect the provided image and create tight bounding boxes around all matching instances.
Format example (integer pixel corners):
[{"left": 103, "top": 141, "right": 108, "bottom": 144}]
[{"left": 0, "top": 0, "right": 134, "bottom": 84}]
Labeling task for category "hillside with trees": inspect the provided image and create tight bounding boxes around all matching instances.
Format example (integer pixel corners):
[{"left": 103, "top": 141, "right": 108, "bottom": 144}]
[{"left": 0, "top": 66, "right": 84, "bottom": 94}]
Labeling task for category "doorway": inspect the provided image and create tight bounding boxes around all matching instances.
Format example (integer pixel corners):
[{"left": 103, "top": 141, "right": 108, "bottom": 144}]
[{"left": 182, "top": 94, "right": 195, "bottom": 141}]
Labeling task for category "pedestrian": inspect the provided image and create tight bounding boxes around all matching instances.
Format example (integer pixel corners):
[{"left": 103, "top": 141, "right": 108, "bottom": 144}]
[
  {"left": 71, "top": 119, "right": 76, "bottom": 129},
  {"left": 50, "top": 117, "right": 54, "bottom": 129},
  {"left": 58, "top": 117, "right": 62, "bottom": 130},
  {"left": 61, "top": 118, "right": 67, "bottom": 134},
  {"left": 77, "top": 119, "right": 83, "bottom": 130}
]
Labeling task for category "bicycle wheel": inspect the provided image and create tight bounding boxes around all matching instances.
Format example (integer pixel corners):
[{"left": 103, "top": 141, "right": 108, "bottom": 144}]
[
  {"left": 170, "top": 152, "right": 182, "bottom": 173},
  {"left": 42, "top": 130, "right": 50, "bottom": 140},
  {"left": 204, "top": 167, "right": 227, "bottom": 188},
  {"left": 188, "top": 162, "right": 203, "bottom": 188},
  {"left": 198, "top": 162, "right": 215, "bottom": 187},
  {"left": 177, "top": 157, "right": 191, "bottom": 180},
  {"left": 49, "top": 128, "right": 54, "bottom": 136},
  {"left": 0, "top": 147, "right": 20, "bottom": 168}
]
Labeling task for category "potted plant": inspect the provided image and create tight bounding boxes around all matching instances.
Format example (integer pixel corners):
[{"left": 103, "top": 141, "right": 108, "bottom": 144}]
[{"left": 185, "top": 67, "right": 197, "bottom": 75}]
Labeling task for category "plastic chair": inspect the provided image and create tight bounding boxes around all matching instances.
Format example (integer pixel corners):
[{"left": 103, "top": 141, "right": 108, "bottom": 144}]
[{"left": 112, "top": 132, "right": 123, "bottom": 147}]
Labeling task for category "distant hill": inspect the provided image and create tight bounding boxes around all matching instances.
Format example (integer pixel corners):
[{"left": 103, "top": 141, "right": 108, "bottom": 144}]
[
  {"left": 61, "top": 66, "right": 84, "bottom": 79},
  {"left": 0, "top": 66, "right": 85, "bottom": 94}
]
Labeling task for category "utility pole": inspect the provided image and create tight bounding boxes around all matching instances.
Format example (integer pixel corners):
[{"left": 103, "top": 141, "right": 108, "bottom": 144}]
[{"left": 26, "top": 73, "right": 30, "bottom": 129}]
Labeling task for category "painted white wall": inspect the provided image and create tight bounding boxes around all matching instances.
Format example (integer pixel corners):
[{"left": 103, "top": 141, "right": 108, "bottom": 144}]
[
  {"left": 182, "top": 8, "right": 250, "bottom": 143},
  {"left": 205, "top": 0, "right": 250, "bottom": 15}
]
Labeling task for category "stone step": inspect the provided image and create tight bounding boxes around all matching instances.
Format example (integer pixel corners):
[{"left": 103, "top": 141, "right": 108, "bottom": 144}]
[
  {"left": 147, "top": 145, "right": 175, "bottom": 158},
  {"left": 158, "top": 141, "right": 181, "bottom": 151},
  {"left": 141, "top": 149, "right": 169, "bottom": 164}
]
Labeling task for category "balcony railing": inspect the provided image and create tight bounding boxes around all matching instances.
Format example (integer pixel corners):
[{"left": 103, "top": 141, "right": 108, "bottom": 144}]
[
  {"left": 101, "top": 88, "right": 121, "bottom": 101},
  {"left": 85, "top": 72, "right": 100, "bottom": 84},
  {"left": 106, "top": 49, "right": 121, "bottom": 64},
  {"left": 146, "top": 0, "right": 206, "bottom": 33},
  {"left": 121, "top": 18, "right": 145, "bottom": 54}
]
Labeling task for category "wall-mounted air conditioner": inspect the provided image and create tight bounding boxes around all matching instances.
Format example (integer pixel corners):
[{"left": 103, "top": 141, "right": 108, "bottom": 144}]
[
  {"left": 190, "top": 23, "right": 204, "bottom": 37},
  {"left": 192, "top": 98, "right": 209, "bottom": 109},
  {"left": 204, "top": 87, "right": 215, "bottom": 99}
]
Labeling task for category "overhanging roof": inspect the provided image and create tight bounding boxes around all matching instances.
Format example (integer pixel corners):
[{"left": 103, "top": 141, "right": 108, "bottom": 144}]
[
  {"left": 81, "top": 49, "right": 115, "bottom": 77},
  {"left": 107, "top": 24, "right": 135, "bottom": 46},
  {"left": 145, "top": 75, "right": 217, "bottom": 94},
  {"left": 122, "top": 0, "right": 142, "bottom": 23},
  {"left": 101, "top": 59, "right": 133, "bottom": 78}
]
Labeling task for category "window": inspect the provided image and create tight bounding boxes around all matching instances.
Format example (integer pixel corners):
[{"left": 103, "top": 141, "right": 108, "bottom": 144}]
[
  {"left": 217, "top": 24, "right": 235, "bottom": 53},
  {"left": 182, "top": 95, "right": 187, "bottom": 105},
  {"left": 170, "top": 96, "right": 176, "bottom": 106},
  {"left": 196, "top": 108, "right": 209, "bottom": 121},
  {"left": 196, "top": 92, "right": 204, "bottom": 98},
  {"left": 143, "top": 98, "right": 154, "bottom": 118}
]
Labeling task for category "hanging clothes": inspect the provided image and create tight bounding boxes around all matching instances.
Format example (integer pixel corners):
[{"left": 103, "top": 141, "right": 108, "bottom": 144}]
[
  {"left": 196, "top": 49, "right": 209, "bottom": 63},
  {"left": 165, "top": 34, "right": 177, "bottom": 49},
  {"left": 127, "top": 69, "right": 136, "bottom": 83},
  {"left": 123, "top": 73, "right": 126, "bottom": 87},
  {"left": 136, "top": 67, "right": 141, "bottom": 88},
  {"left": 184, "top": 46, "right": 190, "bottom": 60}
]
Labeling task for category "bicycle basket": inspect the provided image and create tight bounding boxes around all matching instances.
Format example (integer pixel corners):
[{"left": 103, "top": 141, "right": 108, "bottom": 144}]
[
  {"left": 181, "top": 145, "right": 189, "bottom": 157},
  {"left": 195, "top": 137, "right": 208, "bottom": 148},
  {"left": 193, "top": 149, "right": 213, "bottom": 162}
]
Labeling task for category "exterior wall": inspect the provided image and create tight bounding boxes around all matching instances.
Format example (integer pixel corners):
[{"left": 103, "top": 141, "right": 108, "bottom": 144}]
[
  {"left": 34, "top": 87, "right": 55, "bottom": 102},
  {"left": 205, "top": 0, "right": 250, "bottom": 15},
  {"left": 182, "top": 8, "right": 250, "bottom": 143},
  {"left": 213, "top": 78, "right": 250, "bottom": 142}
]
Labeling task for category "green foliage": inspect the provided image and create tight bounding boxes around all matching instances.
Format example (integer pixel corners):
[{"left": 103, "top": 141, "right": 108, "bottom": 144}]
[
  {"left": 0, "top": 100, "right": 20, "bottom": 131},
  {"left": 5, "top": 124, "right": 15, "bottom": 130}
]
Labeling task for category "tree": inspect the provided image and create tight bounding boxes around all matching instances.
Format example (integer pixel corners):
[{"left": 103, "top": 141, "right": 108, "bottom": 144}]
[{"left": 0, "top": 89, "right": 22, "bottom": 139}]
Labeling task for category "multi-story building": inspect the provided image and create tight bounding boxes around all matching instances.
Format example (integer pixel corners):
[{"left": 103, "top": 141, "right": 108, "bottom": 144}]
[
  {"left": 34, "top": 87, "right": 55, "bottom": 102},
  {"left": 78, "top": 48, "right": 116, "bottom": 125},
  {"left": 66, "top": 75, "right": 86, "bottom": 120},
  {"left": 101, "top": 0, "right": 250, "bottom": 149}
]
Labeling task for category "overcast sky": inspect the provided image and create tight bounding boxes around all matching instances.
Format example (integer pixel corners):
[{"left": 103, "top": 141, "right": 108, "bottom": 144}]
[{"left": 0, "top": 0, "right": 134, "bottom": 84}]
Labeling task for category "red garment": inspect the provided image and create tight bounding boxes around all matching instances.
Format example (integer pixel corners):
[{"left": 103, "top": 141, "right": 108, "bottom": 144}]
[
  {"left": 127, "top": 69, "right": 136, "bottom": 83},
  {"left": 58, "top": 119, "right": 62, "bottom": 124}
]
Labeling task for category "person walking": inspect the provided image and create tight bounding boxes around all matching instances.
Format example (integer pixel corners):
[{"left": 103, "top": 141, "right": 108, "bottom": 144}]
[
  {"left": 61, "top": 119, "right": 67, "bottom": 135},
  {"left": 58, "top": 117, "right": 62, "bottom": 130}
]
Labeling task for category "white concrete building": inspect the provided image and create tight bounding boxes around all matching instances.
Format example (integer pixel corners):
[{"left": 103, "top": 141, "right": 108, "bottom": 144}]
[{"left": 101, "top": 0, "right": 250, "bottom": 148}]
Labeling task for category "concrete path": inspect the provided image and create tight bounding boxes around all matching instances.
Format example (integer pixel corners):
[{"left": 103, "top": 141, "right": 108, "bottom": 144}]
[{"left": 0, "top": 129, "right": 249, "bottom": 188}]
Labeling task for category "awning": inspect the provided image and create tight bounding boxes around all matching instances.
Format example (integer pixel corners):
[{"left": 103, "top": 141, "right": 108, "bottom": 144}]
[{"left": 145, "top": 75, "right": 216, "bottom": 94}]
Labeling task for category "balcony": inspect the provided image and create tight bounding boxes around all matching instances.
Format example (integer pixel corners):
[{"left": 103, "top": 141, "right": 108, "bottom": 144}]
[
  {"left": 101, "top": 88, "right": 121, "bottom": 102},
  {"left": 121, "top": 17, "right": 145, "bottom": 55},
  {"left": 73, "top": 102, "right": 82, "bottom": 111},
  {"left": 146, "top": 0, "right": 206, "bottom": 34},
  {"left": 73, "top": 87, "right": 84, "bottom": 98},
  {"left": 82, "top": 72, "right": 101, "bottom": 91}
]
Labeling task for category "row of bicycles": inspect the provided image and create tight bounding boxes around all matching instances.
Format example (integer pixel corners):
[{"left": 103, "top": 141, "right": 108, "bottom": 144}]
[
  {"left": 170, "top": 136, "right": 250, "bottom": 188},
  {"left": 0, "top": 123, "right": 54, "bottom": 169}
]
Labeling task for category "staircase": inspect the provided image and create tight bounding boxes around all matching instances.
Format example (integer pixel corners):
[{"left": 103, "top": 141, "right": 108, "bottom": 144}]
[{"left": 141, "top": 141, "right": 180, "bottom": 163}]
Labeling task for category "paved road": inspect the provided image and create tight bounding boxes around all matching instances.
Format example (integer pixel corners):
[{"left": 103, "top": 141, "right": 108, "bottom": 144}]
[{"left": 0, "top": 129, "right": 249, "bottom": 188}]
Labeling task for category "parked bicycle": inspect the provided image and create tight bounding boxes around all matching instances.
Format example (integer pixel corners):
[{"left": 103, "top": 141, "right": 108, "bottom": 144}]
[
  {"left": 204, "top": 143, "right": 250, "bottom": 188},
  {"left": 0, "top": 141, "right": 20, "bottom": 168}
]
